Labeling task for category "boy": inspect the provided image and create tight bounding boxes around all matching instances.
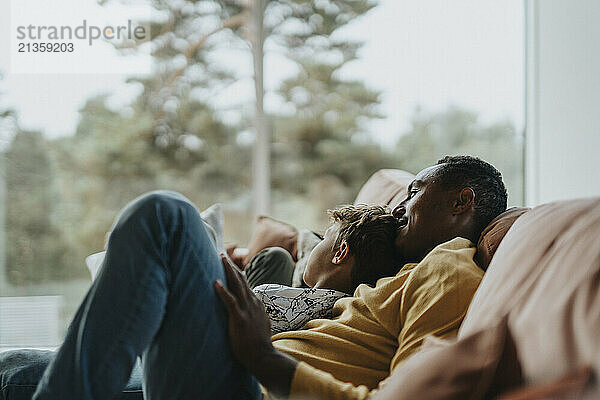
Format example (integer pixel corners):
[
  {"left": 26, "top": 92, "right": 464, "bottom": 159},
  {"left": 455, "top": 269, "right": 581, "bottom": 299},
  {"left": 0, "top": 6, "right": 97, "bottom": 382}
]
[{"left": 252, "top": 204, "right": 401, "bottom": 333}]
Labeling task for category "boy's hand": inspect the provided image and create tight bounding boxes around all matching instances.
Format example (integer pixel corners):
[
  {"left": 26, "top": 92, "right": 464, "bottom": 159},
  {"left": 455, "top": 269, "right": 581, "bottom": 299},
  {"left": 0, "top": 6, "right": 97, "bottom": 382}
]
[
  {"left": 214, "top": 253, "right": 297, "bottom": 396},
  {"left": 225, "top": 243, "right": 246, "bottom": 269}
]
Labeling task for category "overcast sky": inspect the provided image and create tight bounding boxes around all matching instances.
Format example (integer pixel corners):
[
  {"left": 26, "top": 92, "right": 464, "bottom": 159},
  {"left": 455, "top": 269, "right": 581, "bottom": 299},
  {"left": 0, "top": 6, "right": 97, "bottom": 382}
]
[{"left": 0, "top": 0, "right": 523, "bottom": 146}]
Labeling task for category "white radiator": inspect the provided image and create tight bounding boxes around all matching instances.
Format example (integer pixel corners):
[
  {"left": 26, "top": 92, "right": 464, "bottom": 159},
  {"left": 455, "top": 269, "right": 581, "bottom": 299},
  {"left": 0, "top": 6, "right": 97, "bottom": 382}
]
[{"left": 0, "top": 296, "right": 62, "bottom": 348}]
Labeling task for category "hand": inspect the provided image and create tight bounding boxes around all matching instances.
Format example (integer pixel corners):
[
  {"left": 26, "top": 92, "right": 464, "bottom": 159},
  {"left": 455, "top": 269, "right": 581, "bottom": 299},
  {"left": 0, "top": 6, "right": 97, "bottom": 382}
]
[
  {"left": 215, "top": 254, "right": 298, "bottom": 396},
  {"left": 214, "top": 253, "right": 274, "bottom": 370}
]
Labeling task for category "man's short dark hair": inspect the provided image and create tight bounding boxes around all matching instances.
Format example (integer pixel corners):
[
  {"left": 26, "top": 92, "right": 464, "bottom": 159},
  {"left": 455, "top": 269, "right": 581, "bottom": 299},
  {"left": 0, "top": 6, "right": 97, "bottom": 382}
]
[
  {"left": 436, "top": 155, "right": 508, "bottom": 232},
  {"left": 328, "top": 205, "right": 400, "bottom": 290}
]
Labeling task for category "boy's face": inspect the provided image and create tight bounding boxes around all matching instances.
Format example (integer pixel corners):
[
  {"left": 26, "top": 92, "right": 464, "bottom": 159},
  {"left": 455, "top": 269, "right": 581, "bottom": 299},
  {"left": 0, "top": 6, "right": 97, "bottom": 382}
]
[{"left": 303, "top": 223, "right": 350, "bottom": 289}]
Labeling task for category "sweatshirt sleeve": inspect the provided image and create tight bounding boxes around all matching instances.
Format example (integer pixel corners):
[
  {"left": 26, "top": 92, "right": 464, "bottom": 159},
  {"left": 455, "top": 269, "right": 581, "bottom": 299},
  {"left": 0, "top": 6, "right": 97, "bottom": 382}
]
[
  {"left": 289, "top": 362, "right": 372, "bottom": 400},
  {"left": 286, "top": 240, "right": 483, "bottom": 400}
]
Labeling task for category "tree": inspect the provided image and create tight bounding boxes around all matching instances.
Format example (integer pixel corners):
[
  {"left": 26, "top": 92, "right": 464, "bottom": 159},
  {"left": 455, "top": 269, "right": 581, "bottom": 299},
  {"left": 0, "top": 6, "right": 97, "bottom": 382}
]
[
  {"left": 246, "top": 1, "right": 389, "bottom": 226},
  {"left": 105, "top": 0, "right": 246, "bottom": 166},
  {"left": 9, "top": 1, "right": 388, "bottom": 269},
  {"left": 253, "top": 0, "right": 378, "bottom": 213},
  {"left": 102, "top": 0, "right": 381, "bottom": 215},
  {"left": 49, "top": 92, "right": 255, "bottom": 258},
  {"left": 265, "top": 1, "right": 393, "bottom": 221},
  {"left": 272, "top": 59, "right": 391, "bottom": 196},
  {"left": 4, "top": 129, "right": 80, "bottom": 283}
]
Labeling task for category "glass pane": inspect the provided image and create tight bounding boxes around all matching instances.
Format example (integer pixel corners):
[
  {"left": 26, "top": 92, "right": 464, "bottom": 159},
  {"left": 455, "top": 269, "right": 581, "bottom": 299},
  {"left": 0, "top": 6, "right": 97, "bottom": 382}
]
[{"left": 0, "top": 0, "right": 523, "bottom": 349}]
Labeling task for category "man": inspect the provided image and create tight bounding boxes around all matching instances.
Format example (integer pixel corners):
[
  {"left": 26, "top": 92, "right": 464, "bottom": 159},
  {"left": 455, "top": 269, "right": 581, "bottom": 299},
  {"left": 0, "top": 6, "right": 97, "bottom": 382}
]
[{"left": 33, "top": 156, "right": 507, "bottom": 400}]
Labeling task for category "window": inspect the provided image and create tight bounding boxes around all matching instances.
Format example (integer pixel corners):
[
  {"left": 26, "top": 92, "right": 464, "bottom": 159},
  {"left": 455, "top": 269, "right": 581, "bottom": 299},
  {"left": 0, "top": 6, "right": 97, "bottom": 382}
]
[{"left": 0, "top": 0, "right": 523, "bottom": 349}]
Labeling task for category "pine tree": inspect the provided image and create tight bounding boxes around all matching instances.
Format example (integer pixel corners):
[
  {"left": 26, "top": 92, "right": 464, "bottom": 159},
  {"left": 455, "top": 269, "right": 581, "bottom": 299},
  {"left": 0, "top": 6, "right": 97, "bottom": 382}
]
[
  {"left": 267, "top": 1, "right": 392, "bottom": 212},
  {"left": 102, "top": 0, "right": 384, "bottom": 204}
]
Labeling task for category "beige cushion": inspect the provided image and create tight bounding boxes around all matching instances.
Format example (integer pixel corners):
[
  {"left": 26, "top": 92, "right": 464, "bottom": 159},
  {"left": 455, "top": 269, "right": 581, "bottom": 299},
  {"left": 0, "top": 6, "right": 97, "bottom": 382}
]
[
  {"left": 372, "top": 316, "right": 522, "bottom": 400},
  {"left": 460, "top": 198, "right": 600, "bottom": 395},
  {"left": 243, "top": 216, "right": 298, "bottom": 266},
  {"left": 353, "top": 169, "right": 414, "bottom": 206}
]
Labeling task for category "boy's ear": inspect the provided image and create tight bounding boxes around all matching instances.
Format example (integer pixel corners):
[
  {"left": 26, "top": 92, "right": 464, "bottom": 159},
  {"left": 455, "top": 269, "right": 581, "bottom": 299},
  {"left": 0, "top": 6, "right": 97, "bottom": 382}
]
[{"left": 332, "top": 241, "right": 350, "bottom": 265}]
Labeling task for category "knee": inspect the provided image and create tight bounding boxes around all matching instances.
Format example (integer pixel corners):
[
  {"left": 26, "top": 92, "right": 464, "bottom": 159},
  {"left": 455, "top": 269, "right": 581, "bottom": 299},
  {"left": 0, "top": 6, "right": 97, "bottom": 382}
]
[
  {"left": 263, "top": 247, "right": 294, "bottom": 262},
  {"left": 111, "top": 191, "right": 195, "bottom": 234},
  {"left": 133, "top": 191, "right": 191, "bottom": 210},
  {"left": 253, "top": 247, "right": 294, "bottom": 269}
]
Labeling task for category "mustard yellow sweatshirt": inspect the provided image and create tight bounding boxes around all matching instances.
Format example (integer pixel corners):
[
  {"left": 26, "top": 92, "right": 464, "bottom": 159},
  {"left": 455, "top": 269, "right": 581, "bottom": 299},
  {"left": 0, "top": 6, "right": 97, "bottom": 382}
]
[{"left": 271, "top": 237, "right": 483, "bottom": 400}]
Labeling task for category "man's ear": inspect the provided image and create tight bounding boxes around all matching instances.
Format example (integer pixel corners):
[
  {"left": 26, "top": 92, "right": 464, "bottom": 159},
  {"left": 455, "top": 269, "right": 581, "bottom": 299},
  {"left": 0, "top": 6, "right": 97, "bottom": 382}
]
[
  {"left": 453, "top": 187, "right": 475, "bottom": 215},
  {"left": 332, "top": 241, "right": 350, "bottom": 265}
]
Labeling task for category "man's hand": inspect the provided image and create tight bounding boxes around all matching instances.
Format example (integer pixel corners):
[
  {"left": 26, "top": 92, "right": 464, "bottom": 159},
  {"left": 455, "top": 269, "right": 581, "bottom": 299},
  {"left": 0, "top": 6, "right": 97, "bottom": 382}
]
[
  {"left": 214, "top": 253, "right": 272, "bottom": 368},
  {"left": 215, "top": 253, "right": 298, "bottom": 397}
]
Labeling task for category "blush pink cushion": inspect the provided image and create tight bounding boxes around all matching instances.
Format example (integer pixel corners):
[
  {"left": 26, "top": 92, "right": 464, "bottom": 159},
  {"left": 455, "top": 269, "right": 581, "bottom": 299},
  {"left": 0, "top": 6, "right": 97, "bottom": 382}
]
[
  {"left": 475, "top": 207, "right": 530, "bottom": 270},
  {"left": 460, "top": 197, "right": 600, "bottom": 396}
]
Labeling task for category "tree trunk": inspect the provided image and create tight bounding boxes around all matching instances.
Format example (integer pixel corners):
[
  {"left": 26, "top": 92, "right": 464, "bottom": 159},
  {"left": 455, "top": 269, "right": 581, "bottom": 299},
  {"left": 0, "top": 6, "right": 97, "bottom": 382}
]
[{"left": 252, "top": 0, "right": 270, "bottom": 216}]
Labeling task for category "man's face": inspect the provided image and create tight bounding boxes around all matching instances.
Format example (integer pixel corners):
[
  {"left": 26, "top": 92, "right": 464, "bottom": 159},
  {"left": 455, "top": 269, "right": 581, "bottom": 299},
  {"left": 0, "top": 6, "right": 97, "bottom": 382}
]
[
  {"left": 392, "top": 164, "right": 458, "bottom": 263},
  {"left": 303, "top": 223, "right": 341, "bottom": 288}
]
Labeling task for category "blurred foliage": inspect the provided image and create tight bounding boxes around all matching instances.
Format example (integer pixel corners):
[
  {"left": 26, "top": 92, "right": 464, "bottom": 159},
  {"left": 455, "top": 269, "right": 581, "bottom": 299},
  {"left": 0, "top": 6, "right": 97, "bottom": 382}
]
[
  {"left": 0, "top": 73, "right": 17, "bottom": 148},
  {"left": 5, "top": 129, "right": 82, "bottom": 283},
  {"left": 265, "top": 1, "right": 390, "bottom": 215},
  {"left": 1, "top": 1, "right": 523, "bottom": 285},
  {"left": 272, "top": 58, "right": 390, "bottom": 199},
  {"left": 394, "top": 107, "right": 523, "bottom": 206}
]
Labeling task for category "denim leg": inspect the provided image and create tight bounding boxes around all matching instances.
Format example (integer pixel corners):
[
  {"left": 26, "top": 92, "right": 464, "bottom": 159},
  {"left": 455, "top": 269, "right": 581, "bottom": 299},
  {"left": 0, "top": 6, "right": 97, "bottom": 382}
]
[{"left": 33, "top": 191, "right": 260, "bottom": 400}]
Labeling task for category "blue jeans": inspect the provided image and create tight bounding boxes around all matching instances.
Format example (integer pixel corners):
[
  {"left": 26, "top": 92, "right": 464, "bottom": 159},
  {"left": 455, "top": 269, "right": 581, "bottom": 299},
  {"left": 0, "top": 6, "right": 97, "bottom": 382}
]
[{"left": 33, "top": 191, "right": 261, "bottom": 400}]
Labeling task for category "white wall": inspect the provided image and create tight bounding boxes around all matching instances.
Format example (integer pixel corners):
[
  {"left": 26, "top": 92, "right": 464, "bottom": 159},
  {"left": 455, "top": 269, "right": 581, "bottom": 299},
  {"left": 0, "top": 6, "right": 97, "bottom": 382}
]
[{"left": 525, "top": 0, "right": 600, "bottom": 206}]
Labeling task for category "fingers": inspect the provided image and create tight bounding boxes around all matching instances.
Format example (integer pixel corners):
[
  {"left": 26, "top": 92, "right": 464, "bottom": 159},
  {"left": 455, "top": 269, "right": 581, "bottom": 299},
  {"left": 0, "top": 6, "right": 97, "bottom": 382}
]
[
  {"left": 221, "top": 252, "right": 241, "bottom": 274},
  {"left": 214, "top": 280, "right": 238, "bottom": 314},
  {"left": 220, "top": 253, "right": 250, "bottom": 301}
]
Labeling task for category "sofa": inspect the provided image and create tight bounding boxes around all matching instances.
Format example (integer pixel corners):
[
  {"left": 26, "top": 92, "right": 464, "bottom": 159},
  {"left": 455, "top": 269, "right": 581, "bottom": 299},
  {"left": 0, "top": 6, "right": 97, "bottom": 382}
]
[{"left": 1, "top": 168, "right": 598, "bottom": 399}]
